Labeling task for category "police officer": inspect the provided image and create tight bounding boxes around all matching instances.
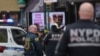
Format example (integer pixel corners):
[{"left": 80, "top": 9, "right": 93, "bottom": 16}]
[
  {"left": 43, "top": 24, "right": 62, "bottom": 56},
  {"left": 24, "top": 25, "right": 43, "bottom": 56},
  {"left": 54, "top": 2, "right": 100, "bottom": 56}
]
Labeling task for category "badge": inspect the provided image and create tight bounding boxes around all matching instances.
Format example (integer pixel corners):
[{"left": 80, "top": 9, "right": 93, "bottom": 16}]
[{"left": 35, "top": 38, "right": 39, "bottom": 42}]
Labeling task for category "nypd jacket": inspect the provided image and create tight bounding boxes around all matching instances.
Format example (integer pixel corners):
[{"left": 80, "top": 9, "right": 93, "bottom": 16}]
[
  {"left": 54, "top": 20, "right": 100, "bottom": 56},
  {"left": 43, "top": 30, "right": 62, "bottom": 56},
  {"left": 24, "top": 32, "right": 43, "bottom": 56}
]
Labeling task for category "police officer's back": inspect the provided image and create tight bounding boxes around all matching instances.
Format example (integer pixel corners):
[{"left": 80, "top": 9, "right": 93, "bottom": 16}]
[
  {"left": 43, "top": 24, "right": 62, "bottom": 56},
  {"left": 54, "top": 2, "right": 100, "bottom": 56}
]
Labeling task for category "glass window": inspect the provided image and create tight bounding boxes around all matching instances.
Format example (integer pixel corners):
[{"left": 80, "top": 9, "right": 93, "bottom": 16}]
[
  {"left": 0, "top": 29, "right": 7, "bottom": 42},
  {"left": 11, "top": 29, "right": 26, "bottom": 45},
  {"left": 96, "top": 3, "right": 100, "bottom": 19}
]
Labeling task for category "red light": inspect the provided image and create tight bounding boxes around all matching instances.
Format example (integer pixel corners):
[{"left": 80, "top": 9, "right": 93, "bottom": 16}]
[
  {"left": 0, "top": 46, "right": 5, "bottom": 53},
  {"left": 3, "top": 19, "right": 7, "bottom": 22}
]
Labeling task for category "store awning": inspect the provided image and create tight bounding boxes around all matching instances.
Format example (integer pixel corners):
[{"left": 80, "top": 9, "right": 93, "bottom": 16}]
[
  {"left": 67, "top": 0, "right": 100, "bottom": 2},
  {"left": 0, "top": 0, "right": 20, "bottom": 11}
]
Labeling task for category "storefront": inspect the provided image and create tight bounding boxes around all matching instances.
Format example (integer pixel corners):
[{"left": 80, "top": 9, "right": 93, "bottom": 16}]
[
  {"left": 0, "top": 0, "right": 20, "bottom": 26},
  {"left": 0, "top": 11, "right": 20, "bottom": 26},
  {"left": 66, "top": 0, "right": 100, "bottom": 24}
]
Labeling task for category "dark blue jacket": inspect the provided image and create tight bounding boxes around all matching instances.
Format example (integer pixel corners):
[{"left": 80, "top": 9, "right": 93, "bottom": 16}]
[
  {"left": 43, "top": 25, "right": 62, "bottom": 56},
  {"left": 54, "top": 20, "right": 100, "bottom": 56},
  {"left": 24, "top": 32, "right": 43, "bottom": 56}
]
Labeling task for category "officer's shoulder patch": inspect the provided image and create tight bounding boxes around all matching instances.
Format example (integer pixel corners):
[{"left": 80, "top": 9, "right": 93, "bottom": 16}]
[
  {"left": 25, "top": 37, "right": 30, "bottom": 41},
  {"left": 35, "top": 37, "right": 39, "bottom": 42}
]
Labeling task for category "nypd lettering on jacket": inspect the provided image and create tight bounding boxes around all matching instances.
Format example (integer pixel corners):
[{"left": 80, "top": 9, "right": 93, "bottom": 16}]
[
  {"left": 49, "top": 34, "right": 62, "bottom": 41},
  {"left": 70, "top": 29, "right": 100, "bottom": 43}
]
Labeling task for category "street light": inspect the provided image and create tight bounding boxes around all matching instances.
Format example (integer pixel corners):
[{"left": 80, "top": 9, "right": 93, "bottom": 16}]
[
  {"left": 18, "top": 0, "right": 26, "bottom": 27},
  {"left": 18, "top": 0, "right": 26, "bottom": 8},
  {"left": 44, "top": 0, "right": 57, "bottom": 31},
  {"left": 46, "top": 2, "right": 52, "bottom": 31}
]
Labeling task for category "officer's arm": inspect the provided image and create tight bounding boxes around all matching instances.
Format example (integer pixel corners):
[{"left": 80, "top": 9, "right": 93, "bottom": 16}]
[
  {"left": 43, "top": 33, "right": 51, "bottom": 44},
  {"left": 54, "top": 30, "right": 69, "bottom": 56}
]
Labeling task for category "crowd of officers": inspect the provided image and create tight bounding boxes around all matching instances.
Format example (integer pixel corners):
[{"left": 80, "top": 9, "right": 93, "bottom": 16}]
[
  {"left": 24, "top": 22, "right": 63, "bottom": 56},
  {"left": 24, "top": 2, "right": 100, "bottom": 56}
]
